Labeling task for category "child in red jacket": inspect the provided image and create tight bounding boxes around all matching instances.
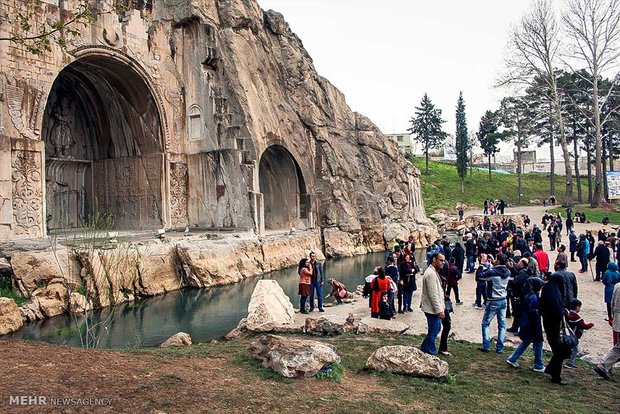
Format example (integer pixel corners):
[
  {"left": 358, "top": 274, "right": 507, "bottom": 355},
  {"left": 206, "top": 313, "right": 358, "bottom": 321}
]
[{"left": 565, "top": 299, "right": 594, "bottom": 368}]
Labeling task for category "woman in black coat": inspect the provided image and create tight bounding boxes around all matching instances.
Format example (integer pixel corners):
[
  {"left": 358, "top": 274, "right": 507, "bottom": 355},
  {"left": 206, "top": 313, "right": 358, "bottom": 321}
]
[{"left": 539, "top": 273, "right": 569, "bottom": 385}]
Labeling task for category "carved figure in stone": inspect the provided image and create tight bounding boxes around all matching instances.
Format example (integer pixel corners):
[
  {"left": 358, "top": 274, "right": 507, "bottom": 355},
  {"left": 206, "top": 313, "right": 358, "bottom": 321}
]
[{"left": 45, "top": 97, "right": 75, "bottom": 157}]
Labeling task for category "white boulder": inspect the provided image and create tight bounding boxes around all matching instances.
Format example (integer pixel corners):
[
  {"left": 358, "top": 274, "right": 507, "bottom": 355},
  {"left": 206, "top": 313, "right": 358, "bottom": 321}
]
[
  {"left": 366, "top": 345, "right": 449, "bottom": 378},
  {"left": 245, "top": 280, "right": 295, "bottom": 332},
  {"left": 249, "top": 334, "right": 341, "bottom": 378}
]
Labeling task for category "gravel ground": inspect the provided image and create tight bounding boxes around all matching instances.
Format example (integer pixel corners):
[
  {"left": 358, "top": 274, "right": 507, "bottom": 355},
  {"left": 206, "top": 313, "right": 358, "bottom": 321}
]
[{"left": 295, "top": 205, "right": 615, "bottom": 361}]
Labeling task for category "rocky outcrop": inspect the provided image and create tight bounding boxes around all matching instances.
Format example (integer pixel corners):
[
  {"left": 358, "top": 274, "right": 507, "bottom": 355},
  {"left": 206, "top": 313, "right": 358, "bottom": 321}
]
[
  {"left": 69, "top": 292, "right": 92, "bottom": 314},
  {"left": 356, "top": 317, "right": 410, "bottom": 335},
  {"left": 249, "top": 334, "right": 341, "bottom": 378},
  {"left": 217, "top": 1, "right": 432, "bottom": 236},
  {"left": 366, "top": 345, "right": 449, "bottom": 378},
  {"left": 324, "top": 222, "right": 439, "bottom": 258},
  {"left": 245, "top": 280, "right": 295, "bottom": 332},
  {"left": 0, "top": 297, "right": 23, "bottom": 335},
  {"left": 304, "top": 314, "right": 360, "bottom": 335},
  {"left": 160, "top": 332, "right": 193, "bottom": 347}
]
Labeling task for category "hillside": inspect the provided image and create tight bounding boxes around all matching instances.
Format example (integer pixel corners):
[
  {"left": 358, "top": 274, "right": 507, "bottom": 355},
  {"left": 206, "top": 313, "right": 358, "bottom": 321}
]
[{"left": 414, "top": 159, "right": 568, "bottom": 214}]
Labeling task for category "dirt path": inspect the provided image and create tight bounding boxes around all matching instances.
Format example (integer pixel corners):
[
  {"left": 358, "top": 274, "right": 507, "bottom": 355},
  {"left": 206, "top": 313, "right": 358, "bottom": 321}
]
[{"left": 300, "top": 205, "right": 615, "bottom": 360}]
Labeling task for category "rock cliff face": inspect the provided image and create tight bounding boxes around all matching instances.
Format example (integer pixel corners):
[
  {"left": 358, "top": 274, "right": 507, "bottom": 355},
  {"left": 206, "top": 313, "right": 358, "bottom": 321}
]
[
  {"left": 215, "top": 2, "right": 430, "bottom": 233},
  {"left": 0, "top": 0, "right": 437, "bottom": 328}
]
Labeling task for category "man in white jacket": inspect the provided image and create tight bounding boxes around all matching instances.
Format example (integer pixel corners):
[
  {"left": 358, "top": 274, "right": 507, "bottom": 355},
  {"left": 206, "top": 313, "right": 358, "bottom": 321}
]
[
  {"left": 594, "top": 283, "right": 620, "bottom": 379},
  {"left": 420, "top": 252, "right": 446, "bottom": 355}
]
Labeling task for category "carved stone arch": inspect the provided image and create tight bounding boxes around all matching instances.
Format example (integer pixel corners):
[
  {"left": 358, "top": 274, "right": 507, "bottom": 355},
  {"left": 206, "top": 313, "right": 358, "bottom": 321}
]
[
  {"left": 258, "top": 143, "right": 313, "bottom": 231},
  {"left": 68, "top": 46, "right": 172, "bottom": 151},
  {"left": 41, "top": 48, "right": 168, "bottom": 231}
]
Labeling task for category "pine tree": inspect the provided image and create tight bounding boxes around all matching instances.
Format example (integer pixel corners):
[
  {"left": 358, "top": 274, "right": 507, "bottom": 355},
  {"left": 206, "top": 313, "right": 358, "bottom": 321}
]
[
  {"left": 455, "top": 92, "right": 469, "bottom": 193},
  {"left": 408, "top": 93, "right": 448, "bottom": 175},
  {"left": 477, "top": 110, "right": 503, "bottom": 182}
]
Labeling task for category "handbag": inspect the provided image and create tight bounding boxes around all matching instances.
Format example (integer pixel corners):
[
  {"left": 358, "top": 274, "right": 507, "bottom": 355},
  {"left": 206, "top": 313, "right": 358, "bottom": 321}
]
[
  {"left": 444, "top": 298, "right": 454, "bottom": 313},
  {"left": 558, "top": 317, "right": 578, "bottom": 349}
]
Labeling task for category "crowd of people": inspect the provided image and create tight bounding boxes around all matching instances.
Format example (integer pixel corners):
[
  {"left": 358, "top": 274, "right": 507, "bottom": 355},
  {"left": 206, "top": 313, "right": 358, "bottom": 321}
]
[{"left": 300, "top": 209, "right": 620, "bottom": 386}]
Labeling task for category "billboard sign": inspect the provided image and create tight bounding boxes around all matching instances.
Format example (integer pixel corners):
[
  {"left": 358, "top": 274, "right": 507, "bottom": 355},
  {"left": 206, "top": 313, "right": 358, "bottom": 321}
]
[{"left": 607, "top": 171, "right": 620, "bottom": 199}]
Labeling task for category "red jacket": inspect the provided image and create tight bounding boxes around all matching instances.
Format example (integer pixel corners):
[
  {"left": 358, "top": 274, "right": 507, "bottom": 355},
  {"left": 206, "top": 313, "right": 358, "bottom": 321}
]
[{"left": 533, "top": 249, "right": 549, "bottom": 272}]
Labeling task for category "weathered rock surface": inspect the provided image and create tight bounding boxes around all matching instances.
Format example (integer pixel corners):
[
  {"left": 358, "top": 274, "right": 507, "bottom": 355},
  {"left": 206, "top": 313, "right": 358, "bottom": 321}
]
[
  {"left": 356, "top": 317, "right": 409, "bottom": 335},
  {"left": 366, "top": 345, "right": 449, "bottom": 378},
  {"left": 0, "top": 297, "right": 23, "bottom": 335},
  {"left": 245, "top": 280, "right": 295, "bottom": 332},
  {"left": 249, "top": 334, "right": 341, "bottom": 378},
  {"left": 69, "top": 292, "right": 92, "bottom": 314},
  {"left": 160, "top": 332, "right": 193, "bottom": 347},
  {"left": 304, "top": 313, "right": 360, "bottom": 335}
]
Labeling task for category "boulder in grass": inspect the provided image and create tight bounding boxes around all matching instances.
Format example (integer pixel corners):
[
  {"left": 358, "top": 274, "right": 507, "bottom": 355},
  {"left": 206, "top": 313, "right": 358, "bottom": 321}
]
[
  {"left": 160, "top": 332, "right": 192, "bottom": 347},
  {"left": 249, "top": 334, "right": 341, "bottom": 378},
  {"left": 366, "top": 345, "right": 448, "bottom": 378},
  {"left": 356, "top": 317, "right": 409, "bottom": 335}
]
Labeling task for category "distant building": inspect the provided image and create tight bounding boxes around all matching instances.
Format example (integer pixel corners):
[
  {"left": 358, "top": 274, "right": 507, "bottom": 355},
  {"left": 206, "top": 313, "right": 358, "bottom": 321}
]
[{"left": 386, "top": 133, "right": 415, "bottom": 156}]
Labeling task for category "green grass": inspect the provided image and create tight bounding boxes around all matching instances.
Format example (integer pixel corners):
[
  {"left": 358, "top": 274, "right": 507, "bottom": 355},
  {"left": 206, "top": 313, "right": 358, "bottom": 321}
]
[
  {"left": 0, "top": 289, "right": 26, "bottom": 306},
  {"left": 139, "top": 333, "right": 620, "bottom": 413},
  {"left": 550, "top": 206, "right": 620, "bottom": 226},
  {"left": 414, "top": 159, "right": 570, "bottom": 215}
]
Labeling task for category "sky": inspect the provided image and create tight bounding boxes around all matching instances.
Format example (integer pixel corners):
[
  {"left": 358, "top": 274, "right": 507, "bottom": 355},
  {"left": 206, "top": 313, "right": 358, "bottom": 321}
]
[{"left": 256, "top": 0, "right": 535, "bottom": 138}]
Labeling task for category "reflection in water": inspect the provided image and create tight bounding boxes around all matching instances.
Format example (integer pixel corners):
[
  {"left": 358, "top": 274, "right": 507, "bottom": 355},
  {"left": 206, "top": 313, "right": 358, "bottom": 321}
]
[{"left": 7, "top": 251, "right": 425, "bottom": 349}]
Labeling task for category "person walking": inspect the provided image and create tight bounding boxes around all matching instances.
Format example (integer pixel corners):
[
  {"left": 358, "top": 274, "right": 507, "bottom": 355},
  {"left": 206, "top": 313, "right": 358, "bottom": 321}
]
[
  {"left": 507, "top": 258, "right": 530, "bottom": 334},
  {"left": 602, "top": 262, "right": 620, "bottom": 321},
  {"left": 539, "top": 273, "right": 570, "bottom": 385},
  {"left": 420, "top": 252, "right": 446, "bottom": 356},
  {"left": 439, "top": 268, "right": 454, "bottom": 356},
  {"left": 446, "top": 257, "right": 463, "bottom": 305},
  {"left": 477, "top": 253, "right": 511, "bottom": 353},
  {"left": 593, "top": 283, "right": 620, "bottom": 380},
  {"left": 297, "top": 258, "right": 313, "bottom": 314},
  {"left": 506, "top": 277, "right": 545, "bottom": 372},
  {"left": 308, "top": 251, "right": 325, "bottom": 312}
]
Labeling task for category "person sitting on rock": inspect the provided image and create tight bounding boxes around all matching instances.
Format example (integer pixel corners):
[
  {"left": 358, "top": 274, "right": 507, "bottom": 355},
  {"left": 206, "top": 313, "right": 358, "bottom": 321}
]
[
  {"left": 378, "top": 292, "right": 395, "bottom": 320},
  {"left": 326, "top": 278, "right": 348, "bottom": 305}
]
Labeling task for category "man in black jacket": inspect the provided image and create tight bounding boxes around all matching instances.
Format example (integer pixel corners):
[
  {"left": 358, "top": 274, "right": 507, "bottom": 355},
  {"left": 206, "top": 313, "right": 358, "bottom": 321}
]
[
  {"left": 553, "top": 259, "right": 578, "bottom": 303},
  {"left": 452, "top": 242, "right": 465, "bottom": 273},
  {"left": 591, "top": 241, "right": 610, "bottom": 281},
  {"left": 465, "top": 234, "right": 476, "bottom": 273},
  {"left": 507, "top": 258, "right": 531, "bottom": 334}
]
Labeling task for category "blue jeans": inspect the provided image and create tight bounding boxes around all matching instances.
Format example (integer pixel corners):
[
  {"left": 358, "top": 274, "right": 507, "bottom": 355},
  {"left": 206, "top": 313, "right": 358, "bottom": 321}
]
[
  {"left": 481, "top": 299, "right": 507, "bottom": 352},
  {"left": 467, "top": 255, "right": 475, "bottom": 272},
  {"left": 403, "top": 291, "right": 413, "bottom": 310},
  {"left": 579, "top": 255, "right": 588, "bottom": 271},
  {"left": 508, "top": 339, "right": 544, "bottom": 369},
  {"left": 475, "top": 281, "right": 487, "bottom": 307},
  {"left": 420, "top": 313, "right": 442, "bottom": 355},
  {"left": 309, "top": 281, "right": 323, "bottom": 310},
  {"left": 568, "top": 345, "right": 579, "bottom": 365}
]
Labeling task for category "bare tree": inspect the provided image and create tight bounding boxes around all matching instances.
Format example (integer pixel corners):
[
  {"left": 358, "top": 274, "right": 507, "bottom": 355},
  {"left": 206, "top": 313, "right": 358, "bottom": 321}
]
[
  {"left": 499, "top": 0, "right": 574, "bottom": 205},
  {"left": 563, "top": 0, "right": 620, "bottom": 206}
]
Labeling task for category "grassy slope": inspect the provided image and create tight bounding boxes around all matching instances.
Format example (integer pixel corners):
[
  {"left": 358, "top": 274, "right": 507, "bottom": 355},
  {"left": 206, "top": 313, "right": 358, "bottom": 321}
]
[
  {"left": 414, "top": 159, "right": 566, "bottom": 215},
  {"left": 141, "top": 333, "right": 619, "bottom": 414},
  {"left": 549, "top": 206, "right": 620, "bottom": 226}
]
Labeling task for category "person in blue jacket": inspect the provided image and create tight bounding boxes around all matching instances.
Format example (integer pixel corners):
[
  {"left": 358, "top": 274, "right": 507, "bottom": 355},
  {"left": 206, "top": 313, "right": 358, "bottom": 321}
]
[{"left": 602, "top": 262, "right": 620, "bottom": 320}]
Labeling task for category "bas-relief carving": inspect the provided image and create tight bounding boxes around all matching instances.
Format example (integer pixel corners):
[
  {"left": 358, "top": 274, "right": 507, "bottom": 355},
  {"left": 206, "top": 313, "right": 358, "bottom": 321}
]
[
  {"left": 5, "top": 82, "right": 46, "bottom": 140},
  {"left": 11, "top": 150, "right": 43, "bottom": 237},
  {"left": 170, "top": 162, "right": 188, "bottom": 227}
]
